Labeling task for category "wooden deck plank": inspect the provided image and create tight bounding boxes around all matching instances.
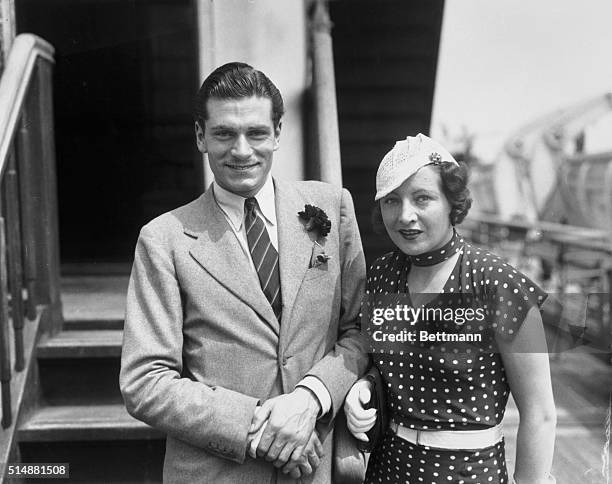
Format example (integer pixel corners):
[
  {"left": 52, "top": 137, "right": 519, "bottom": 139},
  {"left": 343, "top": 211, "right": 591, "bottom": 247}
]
[{"left": 503, "top": 353, "right": 611, "bottom": 481}]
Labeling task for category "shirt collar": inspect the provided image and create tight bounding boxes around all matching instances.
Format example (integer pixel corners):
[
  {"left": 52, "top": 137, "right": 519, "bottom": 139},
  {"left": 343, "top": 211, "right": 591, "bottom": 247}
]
[{"left": 213, "top": 176, "right": 276, "bottom": 231}]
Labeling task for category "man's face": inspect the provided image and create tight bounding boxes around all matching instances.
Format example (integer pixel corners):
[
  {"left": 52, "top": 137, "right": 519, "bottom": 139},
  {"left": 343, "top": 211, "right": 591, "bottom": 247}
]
[{"left": 196, "top": 96, "right": 280, "bottom": 198}]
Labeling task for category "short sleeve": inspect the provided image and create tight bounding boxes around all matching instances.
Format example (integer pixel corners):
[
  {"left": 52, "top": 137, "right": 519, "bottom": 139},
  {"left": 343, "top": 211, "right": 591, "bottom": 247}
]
[{"left": 486, "top": 264, "right": 547, "bottom": 339}]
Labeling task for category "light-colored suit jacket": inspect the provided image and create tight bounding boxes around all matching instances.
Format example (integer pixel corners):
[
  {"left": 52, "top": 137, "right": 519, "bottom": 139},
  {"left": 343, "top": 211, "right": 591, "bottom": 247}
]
[{"left": 120, "top": 179, "right": 368, "bottom": 483}]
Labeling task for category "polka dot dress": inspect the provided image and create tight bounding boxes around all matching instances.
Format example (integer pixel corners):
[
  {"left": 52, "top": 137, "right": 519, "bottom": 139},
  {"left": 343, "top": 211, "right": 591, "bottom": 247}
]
[
  {"left": 366, "top": 428, "right": 507, "bottom": 484},
  {"left": 364, "top": 235, "right": 547, "bottom": 484}
]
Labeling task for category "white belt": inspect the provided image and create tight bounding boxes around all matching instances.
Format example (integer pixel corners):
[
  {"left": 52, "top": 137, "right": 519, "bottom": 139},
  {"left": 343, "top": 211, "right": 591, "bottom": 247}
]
[{"left": 390, "top": 421, "right": 503, "bottom": 450}]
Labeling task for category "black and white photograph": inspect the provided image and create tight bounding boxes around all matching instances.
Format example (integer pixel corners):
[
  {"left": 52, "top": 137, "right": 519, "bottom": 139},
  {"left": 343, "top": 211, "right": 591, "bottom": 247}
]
[{"left": 0, "top": 0, "right": 611, "bottom": 482}]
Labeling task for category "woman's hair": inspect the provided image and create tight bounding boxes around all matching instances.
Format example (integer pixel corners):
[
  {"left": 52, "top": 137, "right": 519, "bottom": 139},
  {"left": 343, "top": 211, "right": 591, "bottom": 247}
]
[{"left": 371, "top": 161, "right": 472, "bottom": 234}]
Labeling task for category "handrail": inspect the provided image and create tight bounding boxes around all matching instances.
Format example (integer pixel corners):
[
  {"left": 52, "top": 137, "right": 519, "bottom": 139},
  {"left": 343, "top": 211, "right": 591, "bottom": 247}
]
[
  {"left": 466, "top": 212, "right": 612, "bottom": 249},
  {"left": 1, "top": 33, "right": 61, "bottom": 482},
  {"left": 0, "top": 34, "right": 54, "bottom": 179},
  {"left": 462, "top": 213, "right": 612, "bottom": 356},
  {"left": 564, "top": 150, "right": 612, "bottom": 165}
]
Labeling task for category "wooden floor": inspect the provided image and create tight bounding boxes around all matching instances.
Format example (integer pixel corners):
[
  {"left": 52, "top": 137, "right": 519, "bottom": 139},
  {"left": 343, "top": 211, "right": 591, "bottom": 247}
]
[
  {"left": 503, "top": 351, "right": 611, "bottom": 483},
  {"left": 62, "top": 276, "right": 612, "bottom": 482}
]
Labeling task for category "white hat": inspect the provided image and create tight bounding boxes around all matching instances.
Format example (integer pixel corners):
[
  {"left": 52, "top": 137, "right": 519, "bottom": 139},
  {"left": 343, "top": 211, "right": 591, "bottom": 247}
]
[{"left": 374, "top": 133, "right": 459, "bottom": 201}]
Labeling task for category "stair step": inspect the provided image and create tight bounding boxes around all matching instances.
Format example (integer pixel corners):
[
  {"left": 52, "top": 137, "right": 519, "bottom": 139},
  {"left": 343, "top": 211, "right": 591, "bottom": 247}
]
[
  {"left": 38, "top": 330, "right": 122, "bottom": 358},
  {"left": 39, "top": 357, "right": 123, "bottom": 405},
  {"left": 18, "top": 439, "right": 164, "bottom": 483},
  {"left": 19, "top": 404, "right": 163, "bottom": 442},
  {"left": 62, "top": 317, "right": 124, "bottom": 331},
  {"left": 62, "top": 276, "right": 128, "bottom": 330}
]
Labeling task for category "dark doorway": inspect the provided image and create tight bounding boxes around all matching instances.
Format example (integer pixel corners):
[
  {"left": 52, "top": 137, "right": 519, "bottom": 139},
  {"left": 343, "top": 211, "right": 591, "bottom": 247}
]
[
  {"left": 330, "top": 0, "right": 445, "bottom": 265},
  {"left": 16, "top": 0, "right": 201, "bottom": 264}
]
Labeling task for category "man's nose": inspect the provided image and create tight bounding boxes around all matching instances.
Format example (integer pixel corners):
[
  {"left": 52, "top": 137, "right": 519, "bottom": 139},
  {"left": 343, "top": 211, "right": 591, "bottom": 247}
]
[{"left": 231, "top": 134, "right": 253, "bottom": 159}]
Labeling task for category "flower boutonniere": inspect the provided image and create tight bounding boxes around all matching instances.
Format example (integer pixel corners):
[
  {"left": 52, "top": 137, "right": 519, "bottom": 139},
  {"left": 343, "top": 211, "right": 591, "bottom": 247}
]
[
  {"left": 298, "top": 204, "right": 331, "bottom": 238},
  {"left": 311, "top": 242, "right": 331, "bottom": 268}
]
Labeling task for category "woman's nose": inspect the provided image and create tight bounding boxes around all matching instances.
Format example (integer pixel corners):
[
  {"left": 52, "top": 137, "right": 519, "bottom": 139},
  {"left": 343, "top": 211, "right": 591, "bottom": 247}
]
[
  {"left": 231, "top": 134, "right": 253, "bottom": 159},
  {"left": 398, "top": 202, "right": 417, "bottom": 224}
]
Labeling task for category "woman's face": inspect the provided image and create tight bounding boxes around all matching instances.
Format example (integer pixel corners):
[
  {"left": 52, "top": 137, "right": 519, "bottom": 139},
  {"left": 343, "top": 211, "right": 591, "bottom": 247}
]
[{"left": 381, "top": 165, "right": 454, "bottom": 256}]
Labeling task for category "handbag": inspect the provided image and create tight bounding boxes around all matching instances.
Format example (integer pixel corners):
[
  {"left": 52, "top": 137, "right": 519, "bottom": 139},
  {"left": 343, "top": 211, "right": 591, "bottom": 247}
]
[
  {"left": 357, "top": 366, "right": 388, "bottom": 453},
  {"left": 333, "top": 407, "right": 367, "bottom": 484}
]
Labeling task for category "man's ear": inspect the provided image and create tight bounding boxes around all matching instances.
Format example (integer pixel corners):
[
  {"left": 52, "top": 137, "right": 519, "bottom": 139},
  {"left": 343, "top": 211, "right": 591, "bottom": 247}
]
[
  {"left": 195, "top": 121, "right": 207, "bottom": 153},
  {"left": 273, "top": 121, "right": 282, "bottom": 151}
]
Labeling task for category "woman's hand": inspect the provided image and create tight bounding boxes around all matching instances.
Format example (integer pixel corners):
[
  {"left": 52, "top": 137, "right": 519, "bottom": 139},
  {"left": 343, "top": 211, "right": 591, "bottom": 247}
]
[{"left": 344, "top": 378, "right": 377, "bottom": 441}]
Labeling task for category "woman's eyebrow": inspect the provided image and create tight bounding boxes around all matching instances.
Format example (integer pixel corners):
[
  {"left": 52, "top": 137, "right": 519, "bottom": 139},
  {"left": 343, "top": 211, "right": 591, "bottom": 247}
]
[{"left": 411, "top": 187, "right": 436, "bottom": 195}]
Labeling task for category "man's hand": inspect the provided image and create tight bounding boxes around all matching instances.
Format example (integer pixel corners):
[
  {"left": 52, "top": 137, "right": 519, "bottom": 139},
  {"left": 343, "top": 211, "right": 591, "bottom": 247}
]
[
  {"left": 247, "top": 406, "right": 268, "bottom": 459},
  {"left": 249, "top": 388, "right": 320, "bottom": 467},
  {"left": 280, "top": 430, "right": 324, "bottom": 479}
]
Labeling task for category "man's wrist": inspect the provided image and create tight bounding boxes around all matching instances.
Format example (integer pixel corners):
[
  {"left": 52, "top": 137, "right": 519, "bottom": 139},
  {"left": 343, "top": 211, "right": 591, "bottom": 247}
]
[
  {"left": 296, "top": 376, "right": 331, "bottom": 417},
  {"left": 294, "top": 386, "right": 321, "bottom": 415}
]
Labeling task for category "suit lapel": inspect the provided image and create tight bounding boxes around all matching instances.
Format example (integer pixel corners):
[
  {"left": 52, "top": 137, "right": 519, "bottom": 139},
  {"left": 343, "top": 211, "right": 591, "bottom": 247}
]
[
  {"left": 275, "top": 179, "right": 314, "bottom": 330},
  {"left": 187, "top": 189, "right": 280, "bottom": 335}
]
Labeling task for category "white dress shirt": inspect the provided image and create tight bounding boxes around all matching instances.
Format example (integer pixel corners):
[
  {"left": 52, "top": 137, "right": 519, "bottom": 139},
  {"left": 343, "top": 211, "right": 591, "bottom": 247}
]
[{"left": 212, "top": 176, "right": 331, "bottom": 416}]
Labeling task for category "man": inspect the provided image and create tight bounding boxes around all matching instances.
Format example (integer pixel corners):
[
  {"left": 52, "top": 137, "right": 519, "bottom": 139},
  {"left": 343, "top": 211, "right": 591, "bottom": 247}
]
[{"left": 120, "top": 62, "right": 368, "bottom": 483}]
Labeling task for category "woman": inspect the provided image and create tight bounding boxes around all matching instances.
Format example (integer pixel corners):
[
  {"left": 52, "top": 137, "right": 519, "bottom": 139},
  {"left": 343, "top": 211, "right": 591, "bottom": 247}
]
[{"left": 345, "top": 134, "right": 556, "bottom": 484}]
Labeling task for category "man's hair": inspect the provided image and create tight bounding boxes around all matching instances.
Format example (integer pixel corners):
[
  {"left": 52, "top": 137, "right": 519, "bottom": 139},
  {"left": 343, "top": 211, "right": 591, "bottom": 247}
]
[
  {"left": 194, "top": 62, "right": 285, "bottom": 129},
  {"left": 372, "top": 161, "right": 473, "bottom": 233}
]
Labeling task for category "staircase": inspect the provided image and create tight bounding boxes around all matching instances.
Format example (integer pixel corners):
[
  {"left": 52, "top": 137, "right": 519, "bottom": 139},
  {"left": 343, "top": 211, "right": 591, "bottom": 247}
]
[{"left": 13, "top": 275, "right": 165, "bottom": 483}]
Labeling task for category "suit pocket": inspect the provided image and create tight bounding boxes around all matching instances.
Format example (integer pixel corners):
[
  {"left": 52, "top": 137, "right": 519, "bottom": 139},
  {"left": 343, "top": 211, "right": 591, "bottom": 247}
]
[{"left": 303, "top": 266, "right": 328, "bottom": 281}]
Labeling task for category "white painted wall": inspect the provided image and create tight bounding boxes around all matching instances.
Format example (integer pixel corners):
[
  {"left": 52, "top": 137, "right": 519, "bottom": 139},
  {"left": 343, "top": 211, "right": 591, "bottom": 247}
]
[
  {"left": 196, "top": 0, "right": 307, "bottom": 187},
  {"left": 431, "top": 0, "right": 612, "bottom": 161}
]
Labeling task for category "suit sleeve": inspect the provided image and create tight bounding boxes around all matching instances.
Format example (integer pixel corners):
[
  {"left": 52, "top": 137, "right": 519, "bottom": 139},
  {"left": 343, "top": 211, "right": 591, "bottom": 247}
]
[
  {"left": 304, "top": 188, "right": 369, "bottom": 419},
  {"left": 120, "top": 224, "right": 259, "bottom": 463}
]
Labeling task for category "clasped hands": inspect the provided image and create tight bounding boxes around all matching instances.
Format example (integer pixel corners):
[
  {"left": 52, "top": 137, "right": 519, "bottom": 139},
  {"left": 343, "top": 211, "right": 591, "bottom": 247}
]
[{"left": 247, "top": 388, "right": 324, "bottom": 479}]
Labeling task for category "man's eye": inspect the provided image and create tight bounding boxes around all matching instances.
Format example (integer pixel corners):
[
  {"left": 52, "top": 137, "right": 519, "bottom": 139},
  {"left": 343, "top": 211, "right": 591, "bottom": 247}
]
[
  {"left": 383, "top": 197, "right": 398, "bottom": 205},
  {"left": 248, "top": 130, "right": 269, "bottom": 140},
  {"left": 214, "top": 131, "right": 233, "bottom": 139},
  {"left": 415, "top": 195, "right": 431, "bottom": 203}
]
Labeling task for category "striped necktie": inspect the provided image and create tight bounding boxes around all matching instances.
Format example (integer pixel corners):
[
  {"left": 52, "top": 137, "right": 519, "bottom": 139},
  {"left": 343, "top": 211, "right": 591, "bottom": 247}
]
[{"left": 244, "top": 197, "right": 282, "bottom": 321}]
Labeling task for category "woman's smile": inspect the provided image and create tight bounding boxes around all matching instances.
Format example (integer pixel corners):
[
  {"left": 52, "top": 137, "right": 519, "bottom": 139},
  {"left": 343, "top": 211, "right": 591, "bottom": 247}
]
[{"left": 398, "top": 228, "right": 423, "bottom": 240}]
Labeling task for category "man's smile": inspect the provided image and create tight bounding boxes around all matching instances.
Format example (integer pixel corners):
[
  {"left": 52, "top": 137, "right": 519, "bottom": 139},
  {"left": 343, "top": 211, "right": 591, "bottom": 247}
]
[{"left": 226, "top": 161, "right": 259, "bottom": 171}]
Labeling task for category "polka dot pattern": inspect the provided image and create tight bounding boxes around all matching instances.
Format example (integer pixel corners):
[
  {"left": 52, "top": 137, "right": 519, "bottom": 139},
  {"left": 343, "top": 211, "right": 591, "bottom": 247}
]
[
  {"left": 364, "top": 236, "right": 546, "bottom": 480},
  {"left": 365, "top": 429, "right": 508, "bottom": 484}
]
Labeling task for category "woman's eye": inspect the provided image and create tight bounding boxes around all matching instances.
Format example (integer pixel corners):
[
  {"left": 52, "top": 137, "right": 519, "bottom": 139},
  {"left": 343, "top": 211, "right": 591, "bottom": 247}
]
[
  {"left": 383, "top": 197, "right": 398, "bottom": 205},
  {"left": 415, "top": 195, "right": 431, "bottom": 203}
]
